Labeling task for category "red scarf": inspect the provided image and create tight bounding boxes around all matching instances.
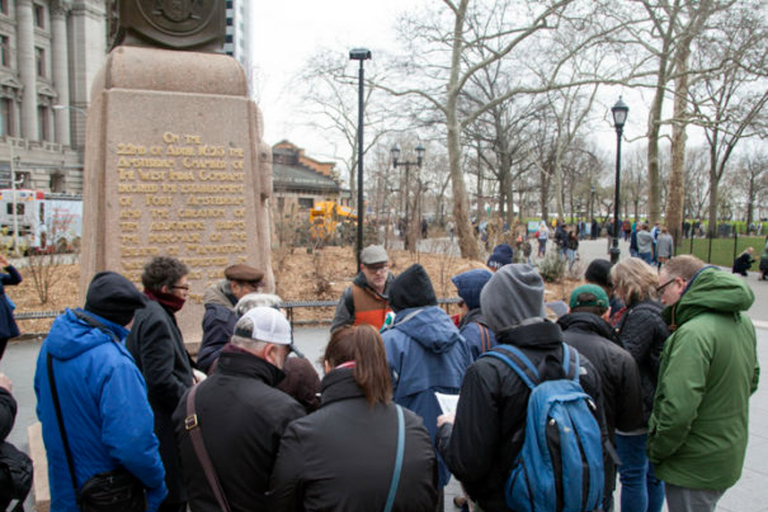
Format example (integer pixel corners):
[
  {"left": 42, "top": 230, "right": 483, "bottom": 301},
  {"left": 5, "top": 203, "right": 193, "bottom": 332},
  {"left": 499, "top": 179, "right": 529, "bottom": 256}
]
[{"left": 144, "top": 289, "right": 185, "bottom": 313}]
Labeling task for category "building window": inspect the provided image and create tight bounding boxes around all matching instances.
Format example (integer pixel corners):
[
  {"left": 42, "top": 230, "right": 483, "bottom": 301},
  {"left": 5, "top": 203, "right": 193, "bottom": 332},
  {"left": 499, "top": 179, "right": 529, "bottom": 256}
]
[
  {"left": 34, "top": 4, "right": 44, "bottom": 28},
  {"left": 0, "top": 1, "right": 7, "bottom": 15},
  {"left": 6, "top": 202, "right": 23, "bottom": 216},
  {"left": 226, "top": 17, "right": 233, "bottom": 26},
  {"left": 225, "top": 34, "right": 233, "bottom": 43},
  {"left": 298, "top": 197, "right": 314, "bottom": 209},
  {"left": 0, "top": 36, "right": 9, "bottom": 68},
  {"left": 37, "top": 105, "right": 49, "bottom": 141},
  {"left": 50, "top": 173, "right": 65, "bottom": 193},
  {"left": 35, "top": 47, "right": 44, "bottom": 77},
  {"left": 0, "top": 99, "right": 13, "bottom": 137}
]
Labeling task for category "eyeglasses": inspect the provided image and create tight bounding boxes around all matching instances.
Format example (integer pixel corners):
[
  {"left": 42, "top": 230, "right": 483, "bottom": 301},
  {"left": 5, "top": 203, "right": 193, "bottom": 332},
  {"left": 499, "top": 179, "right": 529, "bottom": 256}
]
[
  {"left": 172, "top": 284, "right": 190, "bottom": 291},
  {"left": 364, "top": 264, "right": 389, "bottom": 274},
  {"left": 656, "top": 279, "right": 676, "bottom": 293}
]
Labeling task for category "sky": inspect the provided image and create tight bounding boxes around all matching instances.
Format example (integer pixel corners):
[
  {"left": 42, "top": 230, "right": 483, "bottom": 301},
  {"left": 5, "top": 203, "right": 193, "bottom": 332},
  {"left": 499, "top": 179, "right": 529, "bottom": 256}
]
[{"left": 249, "top": 1, "right": 421, "bottom": 164}]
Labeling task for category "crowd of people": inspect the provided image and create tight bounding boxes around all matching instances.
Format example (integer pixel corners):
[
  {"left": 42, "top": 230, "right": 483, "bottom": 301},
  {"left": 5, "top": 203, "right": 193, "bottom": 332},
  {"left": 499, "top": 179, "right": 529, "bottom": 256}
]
[{"left": 0, "top": 236, "right": 757, "bottom": 512}]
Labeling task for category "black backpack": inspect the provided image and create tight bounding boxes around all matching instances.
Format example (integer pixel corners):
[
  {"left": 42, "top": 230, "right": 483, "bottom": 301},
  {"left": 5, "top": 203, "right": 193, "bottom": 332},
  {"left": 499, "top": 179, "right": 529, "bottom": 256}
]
[{"left": 0, "top": 441, "right": 33, "bottom": 512}]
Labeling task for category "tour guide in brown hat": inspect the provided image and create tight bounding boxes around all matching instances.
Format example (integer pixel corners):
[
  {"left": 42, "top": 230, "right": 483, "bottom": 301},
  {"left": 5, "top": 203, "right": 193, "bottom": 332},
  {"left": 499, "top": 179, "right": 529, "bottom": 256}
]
[
  {"left": 331, "top": 245, "right": 394, "bottom": 332},
  {"left": 198, "top": 263, "right": 264, "bottom": 373}
]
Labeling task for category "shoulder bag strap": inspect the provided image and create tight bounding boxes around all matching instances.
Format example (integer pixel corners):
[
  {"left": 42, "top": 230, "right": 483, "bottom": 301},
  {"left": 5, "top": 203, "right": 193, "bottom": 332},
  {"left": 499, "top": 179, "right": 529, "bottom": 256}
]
[
  {"left": 46, "top": 353, "right": 80, "bottom": 499},
  {"left": 184, "top": 384, "right": 232, "bottom": 512},
  {"left": 382, "top": 404, "right": 405, "bottom": 512},
  {"left": 476, "top": 323, "right": 490, "bottom": 354}
]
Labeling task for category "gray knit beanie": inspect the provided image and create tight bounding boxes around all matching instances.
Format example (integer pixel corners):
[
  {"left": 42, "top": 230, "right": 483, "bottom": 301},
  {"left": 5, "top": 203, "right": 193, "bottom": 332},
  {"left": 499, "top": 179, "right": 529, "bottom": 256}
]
[{"left": 480, "top": 264, "right": 546, "bottom": 333}]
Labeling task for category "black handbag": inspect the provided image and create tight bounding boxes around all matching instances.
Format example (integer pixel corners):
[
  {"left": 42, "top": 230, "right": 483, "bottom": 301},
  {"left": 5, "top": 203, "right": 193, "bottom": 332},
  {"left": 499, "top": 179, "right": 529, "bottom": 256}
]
[
  {"left": 47, "top": 314, "right": 147, "bottom": 512},
  {"left": 77, "top": 469, "right": 145, "bottom": 512}
]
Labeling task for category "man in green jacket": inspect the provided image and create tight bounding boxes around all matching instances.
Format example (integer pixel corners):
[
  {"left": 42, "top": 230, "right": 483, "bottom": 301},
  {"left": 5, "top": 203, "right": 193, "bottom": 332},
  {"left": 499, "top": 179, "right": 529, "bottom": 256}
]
[{"left": 650, "top": 255, "right": 760, "bottom": 512}]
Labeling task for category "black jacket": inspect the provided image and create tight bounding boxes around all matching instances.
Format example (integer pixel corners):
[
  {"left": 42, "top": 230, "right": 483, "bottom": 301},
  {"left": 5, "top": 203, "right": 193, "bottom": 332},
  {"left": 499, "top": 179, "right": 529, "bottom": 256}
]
[
  {"left": 126, "top": 299, "right": 194, "bottom": 503},
  {"left": 197, "top": 303, "right": 237, "bottom": 373},
  {"left": 436, "top": 320, "right": 604, "bottom": 512},
  {"left": 173, "top": 349, "right": 306, "bottom": 512},
  {"left": 615, "top": 300, "right": 670, "bottom": 421},
  {"left": 270, "top": 368, "right": 438, "bottom": 512},
  {"left": 0, "top": 387, "right": 15, "bottom": 442},
  {"left": 558, "top": 312, "right": 645, "bottom": 494}
]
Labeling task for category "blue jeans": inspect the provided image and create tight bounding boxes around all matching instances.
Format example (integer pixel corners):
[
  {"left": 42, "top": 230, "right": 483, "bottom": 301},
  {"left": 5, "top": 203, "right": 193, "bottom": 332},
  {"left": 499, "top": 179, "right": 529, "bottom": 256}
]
[{"left": 616, "top": 433, "right": 665, "bottom": 512}]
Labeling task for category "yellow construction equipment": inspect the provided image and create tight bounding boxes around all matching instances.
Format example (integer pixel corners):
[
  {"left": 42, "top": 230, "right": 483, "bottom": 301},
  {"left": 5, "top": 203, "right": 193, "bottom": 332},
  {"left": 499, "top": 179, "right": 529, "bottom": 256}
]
[{"left": 308, "top": 201, "right": 357, "bottom": 241}]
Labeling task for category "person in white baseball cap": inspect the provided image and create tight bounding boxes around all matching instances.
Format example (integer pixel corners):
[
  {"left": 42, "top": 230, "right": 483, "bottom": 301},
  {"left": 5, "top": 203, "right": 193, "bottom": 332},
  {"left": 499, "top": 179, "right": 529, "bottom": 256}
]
[{"left": 172, "top": 307, "right": 306, "bottom": 512}]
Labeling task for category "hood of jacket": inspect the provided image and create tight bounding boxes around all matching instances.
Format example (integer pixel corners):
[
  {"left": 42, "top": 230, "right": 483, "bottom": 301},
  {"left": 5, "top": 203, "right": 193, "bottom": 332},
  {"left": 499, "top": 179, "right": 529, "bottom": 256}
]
[
  {"left": 557, "top": 311, "right": 619, "bottom": 343},
  {"left": 391, "top": 306, "right": 463, "bottom": 354},
  {"left": 45, "top": 308, "right": 129, "bottom": 361},
  {"left": 203, "top": 279, "right": 237, "bottom": 309},
  {"left": 664, "top": 266, "right": 755, "bottom": 328}
]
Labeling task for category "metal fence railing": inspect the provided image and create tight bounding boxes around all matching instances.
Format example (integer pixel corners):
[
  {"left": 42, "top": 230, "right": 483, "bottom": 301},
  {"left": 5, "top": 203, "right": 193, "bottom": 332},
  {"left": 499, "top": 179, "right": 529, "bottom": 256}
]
[{"left": 15, "top": 298, "right": 462, "bottom": 326}]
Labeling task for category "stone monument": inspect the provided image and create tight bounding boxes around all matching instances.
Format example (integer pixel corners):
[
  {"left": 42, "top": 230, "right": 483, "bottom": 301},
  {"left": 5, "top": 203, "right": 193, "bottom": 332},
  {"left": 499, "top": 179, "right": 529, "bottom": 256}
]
[{"left": 80, "top": 0, "right": 274, "bottom": 344}]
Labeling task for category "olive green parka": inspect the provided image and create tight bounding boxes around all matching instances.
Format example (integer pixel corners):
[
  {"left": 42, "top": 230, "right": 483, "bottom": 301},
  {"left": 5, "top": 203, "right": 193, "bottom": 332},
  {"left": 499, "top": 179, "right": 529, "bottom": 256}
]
[{"left": 648, "top": 267, "right": 759, "bottom": 489}]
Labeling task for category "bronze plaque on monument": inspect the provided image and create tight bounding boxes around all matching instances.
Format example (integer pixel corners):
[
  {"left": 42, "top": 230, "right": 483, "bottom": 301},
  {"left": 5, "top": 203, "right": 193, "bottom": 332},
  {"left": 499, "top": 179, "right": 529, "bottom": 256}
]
[{"left": 116, "top": 0, "right": 225, "bottom": 51}]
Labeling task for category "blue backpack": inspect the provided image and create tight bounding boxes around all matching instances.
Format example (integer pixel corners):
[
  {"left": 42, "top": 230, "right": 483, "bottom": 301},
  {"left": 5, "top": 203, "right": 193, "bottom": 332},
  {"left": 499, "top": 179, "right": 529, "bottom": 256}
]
[{"left": 483, "top": 343, "right": 603, "bottom": 512}]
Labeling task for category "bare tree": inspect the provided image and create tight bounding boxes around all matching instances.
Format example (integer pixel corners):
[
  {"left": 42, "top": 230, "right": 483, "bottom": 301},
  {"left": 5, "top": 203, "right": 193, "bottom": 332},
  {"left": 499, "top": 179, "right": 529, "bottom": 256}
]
[
  {"left": 684, "top": 145, "right": 711, "bottom": 221},
  {"left": 377, "top": 0, "right": 629, "bottom": 259},
  {"left": 687, "top": 5, "right": 768, "bottom": 236}
]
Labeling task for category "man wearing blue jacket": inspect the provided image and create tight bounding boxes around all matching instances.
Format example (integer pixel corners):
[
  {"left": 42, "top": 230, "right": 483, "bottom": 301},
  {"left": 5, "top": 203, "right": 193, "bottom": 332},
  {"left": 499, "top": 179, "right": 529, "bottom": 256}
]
[
  {"left": 381, "top": 264, "right": 472, "bottom": 504},
  {"left": 34, "top": 271, "right": 167, "bottom": 512}
]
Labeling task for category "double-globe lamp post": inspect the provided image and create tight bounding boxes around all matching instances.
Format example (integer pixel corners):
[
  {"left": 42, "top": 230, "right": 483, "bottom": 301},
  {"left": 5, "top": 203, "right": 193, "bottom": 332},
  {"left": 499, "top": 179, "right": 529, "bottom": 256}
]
[
  {"left": 350, "top": 48, "right": 371, "bottom": 269},
  {"left": 391, "top": 143, "right": 425, "bottom": 250},
  {"left": 610, "top": 97, "right": 629, "bottom": 265}
]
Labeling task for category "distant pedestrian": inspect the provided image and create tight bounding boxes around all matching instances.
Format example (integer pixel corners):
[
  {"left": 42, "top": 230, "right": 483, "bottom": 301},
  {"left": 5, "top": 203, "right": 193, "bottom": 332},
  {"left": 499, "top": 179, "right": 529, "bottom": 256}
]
[
  {"left": 760, "top": 237, "right": 768, "bottom": 280},
  {"left": 591, "top": 218, "right": 599, "bottom": 240},
  {"left": 636, "top": 224, "right": 654, "bottom": 264},
  {"left": 651, "top": 256, "right": 759, "bottom": 512},
  {"left": 656, "top": 227, "right": 674, "bottom": 268},
  {"left": 35, "top": 272, "right": 166, "bottom": 512},
  {"left": 566, "top": 230, "right": 579, "bottom": 269},
  {"left": 270, "top": 325, "right": 438, "bottom": 511},
  {"left": 0, "top": 254, "right": 20, "bottom": 361},
  {"left": 127, "top": 256, "right": 196, "bottom": 512},
  {"left": 732, "top": 247, "right": 755, "bottom": 277},
  {"left": 610, "top": 258, "right": 671, "bottom": 512},
  {"left": 536, "top": 221, "right": 549, "bottom": 256}
]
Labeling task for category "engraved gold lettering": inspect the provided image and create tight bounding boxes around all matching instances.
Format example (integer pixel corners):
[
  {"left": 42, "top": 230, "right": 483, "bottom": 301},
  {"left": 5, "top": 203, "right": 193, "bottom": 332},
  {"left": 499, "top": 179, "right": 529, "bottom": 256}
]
[
  {"left": 138, "top": 170, "right": 166, "bottom": 181},
  {"left": 118, "top": 196, "right": 133, "bottom": 206},
  {"left": 121, "top": 222, "right": 138, "bottom": 231},
  {"left": 150, "top": 209, "right": 169, "bottom": 219},
  {"left": 145, "top": 196, "right": 173, "bottom": 206},
  {"left": 119, "top": 169, "right": 135, "bottom": 180},
  {"left": 118, "top": 183, "right": 159, "bottom": 193},
  {"left": 120, "top": 209, "right": 142, "bottom": 219}
]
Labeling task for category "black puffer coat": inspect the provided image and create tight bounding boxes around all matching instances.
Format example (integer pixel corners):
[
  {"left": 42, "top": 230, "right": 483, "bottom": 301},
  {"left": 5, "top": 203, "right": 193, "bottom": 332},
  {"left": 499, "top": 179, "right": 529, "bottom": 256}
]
[
  {"left": 173, "top": 349, "right": 306, "bottom": 512},
  {"left": 436, "top": 320, "right": 604, "bottom": 512},
  {"left": 614, "top": 300, "right": 670, "bottom": 422},
  {"left": 270, "top": 368, "right": 438, "bottom": 512},
  {"left": 558, "top": 311, "right": 645, "bottom": 496}
]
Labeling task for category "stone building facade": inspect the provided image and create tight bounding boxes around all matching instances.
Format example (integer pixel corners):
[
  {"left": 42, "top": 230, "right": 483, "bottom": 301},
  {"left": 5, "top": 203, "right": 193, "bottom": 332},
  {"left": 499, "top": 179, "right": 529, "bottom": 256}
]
[{"left": 0, "top": 0, "right": 106, "bottom": 194}]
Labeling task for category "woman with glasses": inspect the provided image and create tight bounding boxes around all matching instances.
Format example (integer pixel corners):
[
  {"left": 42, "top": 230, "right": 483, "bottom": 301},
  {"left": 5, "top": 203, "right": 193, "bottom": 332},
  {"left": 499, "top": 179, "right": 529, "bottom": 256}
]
[
  {"left": 270, "top": 325, "right": 438, "bottom": 511},
  {"left": 609, "top": 258, "right": 671, "bottom": 512},
  {"left": 127, "top": 256, "right": 196, "bottom": 512}
]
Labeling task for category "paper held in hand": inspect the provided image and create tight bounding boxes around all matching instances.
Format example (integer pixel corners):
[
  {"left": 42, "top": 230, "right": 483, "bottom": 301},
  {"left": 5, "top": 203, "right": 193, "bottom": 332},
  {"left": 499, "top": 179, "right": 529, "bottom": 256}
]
[{"left": 435, "top": 392, "right": 460, "bottom": 415}]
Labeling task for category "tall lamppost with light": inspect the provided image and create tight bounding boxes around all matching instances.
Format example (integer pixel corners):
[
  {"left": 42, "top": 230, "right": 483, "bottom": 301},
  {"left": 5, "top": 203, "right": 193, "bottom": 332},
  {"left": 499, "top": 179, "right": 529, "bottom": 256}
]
[
  {"left": 391, "top": 143, "right": 425, "bottom": 250},
  {"left": 349, "top": 48, "right": 371, "bottom": 269},
  {"left": 610, "top": 97, "right": 629, "bottom": 264}
]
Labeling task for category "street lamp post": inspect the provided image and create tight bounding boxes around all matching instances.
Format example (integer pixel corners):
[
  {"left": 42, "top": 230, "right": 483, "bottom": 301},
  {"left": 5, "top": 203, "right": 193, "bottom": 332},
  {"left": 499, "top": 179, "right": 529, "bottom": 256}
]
[
  {"left": 349, "top": 48, "right": 371, "bottom": 269},
  {"left": 391, "top": 143, "right": 425, "bottom": 250},
  {"left": 610, "top": 97, "right": 629, "bottom": 264}
]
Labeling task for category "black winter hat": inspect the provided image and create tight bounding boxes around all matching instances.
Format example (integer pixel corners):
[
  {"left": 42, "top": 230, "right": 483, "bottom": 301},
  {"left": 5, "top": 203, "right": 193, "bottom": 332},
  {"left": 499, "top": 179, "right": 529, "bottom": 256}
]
[
  {"left": 388, "top": 264, "right": 437, "bottom": 312},
  {"left": 85, "top": 271, "right": 147, "bottom": 326},
  {"left": 585, "top": 259, "right": 613, "bottom": 290}
]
